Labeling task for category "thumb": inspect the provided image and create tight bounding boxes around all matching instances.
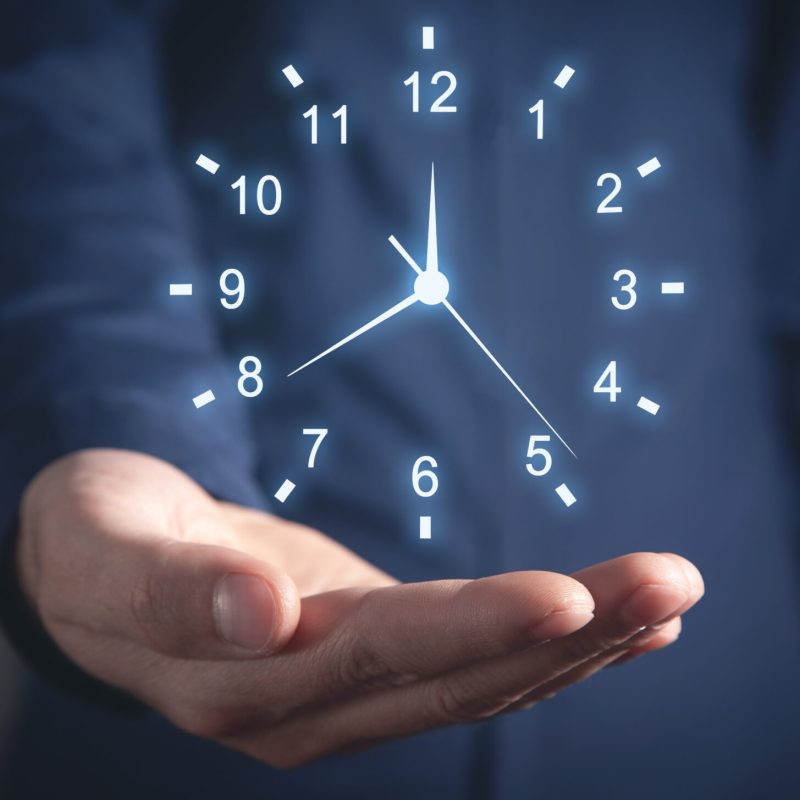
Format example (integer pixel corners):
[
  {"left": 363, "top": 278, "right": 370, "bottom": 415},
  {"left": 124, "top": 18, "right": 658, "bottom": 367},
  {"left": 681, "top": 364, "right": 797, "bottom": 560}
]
[{"left": 119, "top": 540, "right": 301, "bottom": 660}]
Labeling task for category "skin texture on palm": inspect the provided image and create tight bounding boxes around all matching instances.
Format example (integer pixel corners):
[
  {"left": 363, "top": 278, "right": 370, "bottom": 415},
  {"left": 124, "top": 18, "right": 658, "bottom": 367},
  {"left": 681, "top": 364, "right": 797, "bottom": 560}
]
[{"left": 16, "top": 449, "right": 703, "bottom": 768}]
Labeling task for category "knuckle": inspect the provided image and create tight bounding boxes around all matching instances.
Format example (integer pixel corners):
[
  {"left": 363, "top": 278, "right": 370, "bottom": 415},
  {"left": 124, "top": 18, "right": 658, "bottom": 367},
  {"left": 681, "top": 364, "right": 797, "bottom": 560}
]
[
  {"left": 329, "top": 594, "right": 419, "bottom": 692},
  {"left": 432, "top": 676, "right": 511, "bottom": 724},
  {"left": 338, "top": 639, "right": 402, "bottom": 690},
  {"left": 129, "top": 565, "right": 168, "bottom": 651}
]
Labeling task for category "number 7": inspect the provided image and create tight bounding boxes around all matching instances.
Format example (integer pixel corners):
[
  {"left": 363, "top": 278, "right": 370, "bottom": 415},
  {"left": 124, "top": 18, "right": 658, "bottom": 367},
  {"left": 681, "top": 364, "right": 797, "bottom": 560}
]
[{"left": 302, "top": 428, "right": 328, "bottom": 468}]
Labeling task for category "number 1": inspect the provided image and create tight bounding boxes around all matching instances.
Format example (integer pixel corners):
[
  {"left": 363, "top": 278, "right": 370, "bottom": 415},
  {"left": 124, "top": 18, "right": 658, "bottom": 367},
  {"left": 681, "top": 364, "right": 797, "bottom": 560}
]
[
  {"left": 528, "top": 99, "right": 544, "bottom": 140},
  {"left": 332, "top": 104, "right": 347, "bottom": 144}
]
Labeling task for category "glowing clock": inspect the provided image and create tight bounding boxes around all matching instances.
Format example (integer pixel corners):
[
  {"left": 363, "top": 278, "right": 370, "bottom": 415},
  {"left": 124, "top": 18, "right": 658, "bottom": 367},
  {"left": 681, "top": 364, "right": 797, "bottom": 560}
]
[{"left": 172, "top": 24, "right": 684, "bottom": 541}]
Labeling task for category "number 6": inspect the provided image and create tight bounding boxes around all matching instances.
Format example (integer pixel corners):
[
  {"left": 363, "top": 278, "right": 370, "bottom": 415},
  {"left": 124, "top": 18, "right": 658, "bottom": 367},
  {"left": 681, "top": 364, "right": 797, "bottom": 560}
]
[{"left": 412, "top": 456, "right": 439, "bottom": 497}]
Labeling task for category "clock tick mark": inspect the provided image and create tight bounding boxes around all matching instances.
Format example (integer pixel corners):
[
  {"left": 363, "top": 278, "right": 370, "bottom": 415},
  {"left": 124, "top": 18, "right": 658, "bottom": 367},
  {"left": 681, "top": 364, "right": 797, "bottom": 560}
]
[
  {"left": 637, "top": 396, "right": 661, "bottom": 416},
  {"left": 637, "top": 157, "right": 661, "bottom": 178},
  {"left": 419, "top": 515, "right": 432, "bottom": 539},
  {"left": 281, "top": 64, "right": 304, "bottom": 88},
  {"left": 554, "top": 65, "right": 575, "bottom": 89},
  {"left": 555, "top": 483, "right": 577, "bottom": 508},
  {"left": 274, "top": 479, "right": 296, "bottom": 504},
  {"left": 192, "top": 390, "right": 215, "bottom": 409},
  {"left": 195, "top": 154, "right": 220, "bottom": 175}
]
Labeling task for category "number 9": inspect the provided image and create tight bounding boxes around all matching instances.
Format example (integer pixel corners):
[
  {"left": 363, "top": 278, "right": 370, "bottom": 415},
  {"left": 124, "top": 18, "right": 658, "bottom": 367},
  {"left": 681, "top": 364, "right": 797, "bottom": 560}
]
[{"left": 220, "top": 268, "right": 245, "bottom": 310}]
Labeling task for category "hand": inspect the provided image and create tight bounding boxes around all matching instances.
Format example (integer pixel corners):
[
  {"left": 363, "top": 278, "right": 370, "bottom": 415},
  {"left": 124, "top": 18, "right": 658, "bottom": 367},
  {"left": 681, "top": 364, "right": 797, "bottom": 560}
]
[{"left": 17, "top": 449, "right": 703, "bottom": 768}]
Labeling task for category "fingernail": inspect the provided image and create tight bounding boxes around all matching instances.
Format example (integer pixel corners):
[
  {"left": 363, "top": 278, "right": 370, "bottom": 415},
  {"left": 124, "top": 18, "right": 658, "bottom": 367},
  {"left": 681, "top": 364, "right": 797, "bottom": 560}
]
[
  {"left": 213, "top": 574, "right": 276, "bottom": 652},
  {"left": 620, "top": 584, "right": 688, "bottom": 628},
  {"left": 530, "top": 609, "right": 594, "bottom": 642}
]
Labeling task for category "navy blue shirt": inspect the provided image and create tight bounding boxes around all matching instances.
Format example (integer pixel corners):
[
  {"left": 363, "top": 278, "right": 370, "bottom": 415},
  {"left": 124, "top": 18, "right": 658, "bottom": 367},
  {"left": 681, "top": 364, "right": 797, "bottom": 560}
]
[{"left": 1, "top": 1, "right": 799, "bottom": 797}]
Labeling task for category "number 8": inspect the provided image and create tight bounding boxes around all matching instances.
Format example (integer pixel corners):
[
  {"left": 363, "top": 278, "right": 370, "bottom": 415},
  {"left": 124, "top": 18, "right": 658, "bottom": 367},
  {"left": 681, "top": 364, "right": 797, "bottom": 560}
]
[{"left": 238, "top": 356, "right": 263, "bottom": 398}]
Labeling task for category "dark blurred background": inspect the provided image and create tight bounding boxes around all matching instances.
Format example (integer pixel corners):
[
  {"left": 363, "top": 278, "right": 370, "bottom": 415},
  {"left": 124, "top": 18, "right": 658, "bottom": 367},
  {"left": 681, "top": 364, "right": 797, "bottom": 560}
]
[{"left": 1, "top": 1, "right": 799, "bottom": 798}]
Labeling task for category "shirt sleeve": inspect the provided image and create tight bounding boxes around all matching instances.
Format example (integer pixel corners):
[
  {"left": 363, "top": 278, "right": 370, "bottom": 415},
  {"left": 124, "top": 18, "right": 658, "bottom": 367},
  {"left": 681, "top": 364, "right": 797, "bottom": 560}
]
[
  {"left": 0, "top": 0, "right": 267, "bottom": 537},
  {"left": 0, "top": 0, "right": 270, "bottom": 709},
  {"left": 758, "top": 13, "right": 800, "bottom": 469}
]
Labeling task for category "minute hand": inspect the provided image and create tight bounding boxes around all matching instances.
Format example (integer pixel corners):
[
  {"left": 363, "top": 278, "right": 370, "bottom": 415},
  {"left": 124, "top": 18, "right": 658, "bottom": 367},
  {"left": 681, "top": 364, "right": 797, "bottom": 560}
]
[
  {"left": 441, "top": 298, "right": 577, "bottom": 458},
  {"left": 287, "top": 294, "right": 418, "bottom": 377},
  {"left": 386, "top": 234, "right": 576, "bottom": 458}
]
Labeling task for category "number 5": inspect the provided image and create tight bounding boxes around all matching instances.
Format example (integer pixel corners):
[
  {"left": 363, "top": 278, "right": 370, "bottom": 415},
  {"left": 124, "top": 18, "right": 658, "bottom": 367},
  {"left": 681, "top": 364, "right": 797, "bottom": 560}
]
[
  {"left": 526, "top": 435, "right": 552, "bottom": 477},
  {"left": 302, "top": 428, "right": 328, "bottom": 468}
]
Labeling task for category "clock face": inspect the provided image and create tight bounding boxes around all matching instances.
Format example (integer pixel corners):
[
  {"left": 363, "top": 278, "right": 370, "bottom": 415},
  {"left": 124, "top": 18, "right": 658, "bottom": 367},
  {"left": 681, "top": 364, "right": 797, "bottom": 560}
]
[{"left": 173, "top": 22, "right": 687, "bottom": 546}]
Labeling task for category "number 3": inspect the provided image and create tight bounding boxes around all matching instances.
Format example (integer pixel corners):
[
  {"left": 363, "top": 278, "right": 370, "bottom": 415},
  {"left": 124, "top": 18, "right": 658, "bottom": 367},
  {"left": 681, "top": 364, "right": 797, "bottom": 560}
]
[{"left": 612, "top": 269, "right": 637, "bottom": 310}]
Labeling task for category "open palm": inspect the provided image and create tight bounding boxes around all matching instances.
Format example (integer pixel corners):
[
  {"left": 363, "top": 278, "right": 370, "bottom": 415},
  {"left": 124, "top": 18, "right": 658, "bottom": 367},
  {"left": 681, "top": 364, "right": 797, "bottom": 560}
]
[{"left": 17, "top": 449, "right": 703, "bottom": 767}]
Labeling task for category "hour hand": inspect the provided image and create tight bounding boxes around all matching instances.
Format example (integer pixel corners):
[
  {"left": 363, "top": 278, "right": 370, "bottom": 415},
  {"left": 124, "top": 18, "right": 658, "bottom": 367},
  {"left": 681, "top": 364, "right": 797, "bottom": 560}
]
[
  {"left": 287, "top": 293, "right": 419, "bottom": 377},
  {"left": 426, "top": 162, "right": 438, "bottom": 273}
]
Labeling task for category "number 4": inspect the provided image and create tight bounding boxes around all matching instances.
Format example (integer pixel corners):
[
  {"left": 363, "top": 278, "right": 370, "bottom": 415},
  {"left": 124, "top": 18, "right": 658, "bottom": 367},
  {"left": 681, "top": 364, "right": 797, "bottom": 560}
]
[
  {"left": 594, "top": 361, "right": 621, "bottom": 402},
  {"left": 303, "top": 428, "right": 328, "bottom": 468}
]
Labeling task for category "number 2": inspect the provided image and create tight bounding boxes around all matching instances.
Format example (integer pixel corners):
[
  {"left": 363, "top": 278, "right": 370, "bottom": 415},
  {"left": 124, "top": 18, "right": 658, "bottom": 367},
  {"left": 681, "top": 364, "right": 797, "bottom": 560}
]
[{"left": 596, "top": 173, "right": 622, "bottom": 214}]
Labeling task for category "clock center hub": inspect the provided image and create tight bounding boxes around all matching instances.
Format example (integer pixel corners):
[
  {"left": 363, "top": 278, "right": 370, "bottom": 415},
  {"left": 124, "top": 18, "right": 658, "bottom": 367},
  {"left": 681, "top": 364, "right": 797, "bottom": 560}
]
[{"left": 414, "top": 270, "right": 450, "bottom": 305}]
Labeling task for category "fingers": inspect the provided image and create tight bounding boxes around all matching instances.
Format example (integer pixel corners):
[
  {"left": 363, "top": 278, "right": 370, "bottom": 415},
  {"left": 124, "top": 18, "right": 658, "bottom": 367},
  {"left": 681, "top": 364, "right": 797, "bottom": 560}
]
[
  {"left": 280, "top": 571, "right": 595, "bottom": 698},
  {"left": 54, "top": 537, "right": 301, "bottom": 661},
  {"left": 247, "top": 553, "right": 702, "bottom": 767},
  {"left": 521, "top": 552, "right": 700, "bottom": 679},
  {"left": 610, "top": 616, "right": 683, "bottom": 667},
  {"left": 507, "top": 617, "right": 684, "bottom": 711}
]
